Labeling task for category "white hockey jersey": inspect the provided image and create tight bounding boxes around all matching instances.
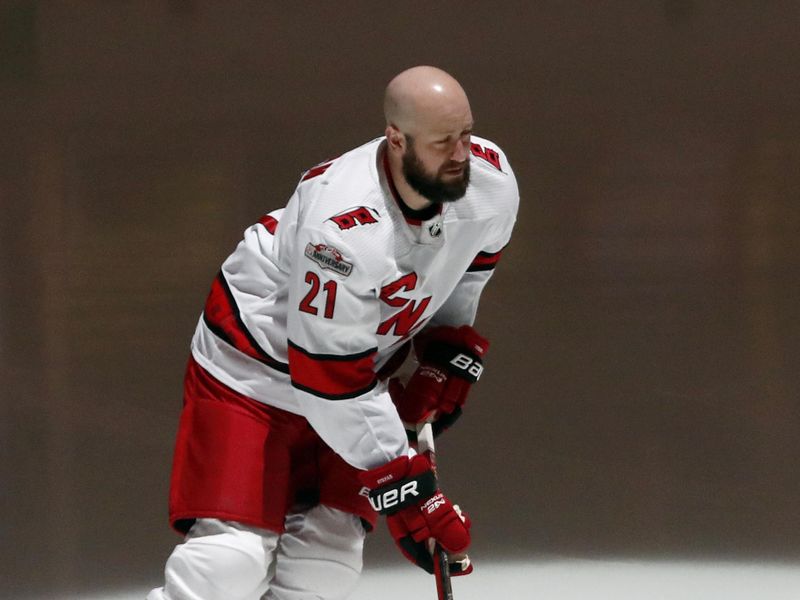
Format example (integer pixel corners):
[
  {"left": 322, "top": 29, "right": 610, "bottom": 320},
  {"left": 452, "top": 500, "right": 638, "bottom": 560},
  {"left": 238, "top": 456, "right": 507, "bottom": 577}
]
[{"left": 191, "top": 135, "right": 519, "bottom": 470}]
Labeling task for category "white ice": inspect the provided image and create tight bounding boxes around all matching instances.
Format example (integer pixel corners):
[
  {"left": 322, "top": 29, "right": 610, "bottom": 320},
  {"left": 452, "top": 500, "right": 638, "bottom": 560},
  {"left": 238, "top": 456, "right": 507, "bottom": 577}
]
[{"left": 58, "top": 558, "right": 800, "bottom": 600}]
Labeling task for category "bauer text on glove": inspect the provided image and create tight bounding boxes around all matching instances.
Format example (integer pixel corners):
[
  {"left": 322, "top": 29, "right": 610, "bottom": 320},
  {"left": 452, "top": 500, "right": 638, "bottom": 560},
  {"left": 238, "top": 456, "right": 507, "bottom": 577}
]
[{"left": 359, "top": 454, "right": 472, "bottom": 575}]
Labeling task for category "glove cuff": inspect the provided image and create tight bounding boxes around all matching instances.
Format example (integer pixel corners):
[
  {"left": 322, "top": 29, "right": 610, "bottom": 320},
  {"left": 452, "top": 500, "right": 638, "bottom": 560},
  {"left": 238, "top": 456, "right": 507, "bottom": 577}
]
[
  {"left": 420, "top": 325, "right": 489, "bottom": 357},
  {"left": 359, "top": 455, "right": 437, "bottom": 516}
]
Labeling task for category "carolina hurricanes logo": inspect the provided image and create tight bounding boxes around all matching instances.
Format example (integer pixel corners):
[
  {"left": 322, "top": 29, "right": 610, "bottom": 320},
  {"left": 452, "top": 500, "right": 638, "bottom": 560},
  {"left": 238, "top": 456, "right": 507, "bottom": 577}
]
[
  {"left": 470, "top": 143, "right": 503, "bottom": 171},
  {"left": 329, "top": 206, "right": 380, "bottom": 230},
  {"left": 377, "top": 272, "right": 432, "bottom": 337}
]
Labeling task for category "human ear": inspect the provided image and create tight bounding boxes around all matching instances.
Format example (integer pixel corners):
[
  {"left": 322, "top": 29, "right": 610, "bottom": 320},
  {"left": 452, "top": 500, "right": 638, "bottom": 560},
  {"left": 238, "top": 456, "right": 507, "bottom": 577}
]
[{"left": 386, "top": 125, "right": 405, "bottom": 151}]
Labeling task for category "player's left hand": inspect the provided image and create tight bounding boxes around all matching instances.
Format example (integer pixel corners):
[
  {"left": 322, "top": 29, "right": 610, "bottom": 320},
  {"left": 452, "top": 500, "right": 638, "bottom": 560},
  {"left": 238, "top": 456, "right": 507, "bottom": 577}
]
[
  {"left": 359, "top": 454, "right": 473, "bottom": 576},
  {"left": 390, "top": 325, "right": 489, "bottom": 436}
]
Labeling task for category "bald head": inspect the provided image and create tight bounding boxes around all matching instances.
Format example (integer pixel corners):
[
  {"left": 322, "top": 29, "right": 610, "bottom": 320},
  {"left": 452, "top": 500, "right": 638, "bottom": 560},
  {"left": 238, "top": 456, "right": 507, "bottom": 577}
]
[
  {"left": 382, "top": 66, "right": 474, "bottom": 208},
  {"left": 384, "top": 66, "right": 471, "bottom": 137}
]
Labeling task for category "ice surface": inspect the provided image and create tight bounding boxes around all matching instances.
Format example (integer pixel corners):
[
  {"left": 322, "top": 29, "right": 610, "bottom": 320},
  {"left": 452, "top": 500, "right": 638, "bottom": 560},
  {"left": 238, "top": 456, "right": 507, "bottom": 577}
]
[{"left": 57, "top": 559, "right": 800, "bottom": 600}]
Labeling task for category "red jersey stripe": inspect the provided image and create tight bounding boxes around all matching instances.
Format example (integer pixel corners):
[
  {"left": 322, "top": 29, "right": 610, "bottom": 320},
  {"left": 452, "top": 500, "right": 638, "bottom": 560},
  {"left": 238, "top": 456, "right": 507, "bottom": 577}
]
[
  {"left": 258, "top": 215, "right": 278, "bottom": 234},
  {"left": 203, "top": 272, "right": 289, "bottom": 373},
  {"left": 467, "top": 249, "right": 503, "bottom": 272},
  {"left": 288, "top": 341, "right": 377, "bottom": 400}
]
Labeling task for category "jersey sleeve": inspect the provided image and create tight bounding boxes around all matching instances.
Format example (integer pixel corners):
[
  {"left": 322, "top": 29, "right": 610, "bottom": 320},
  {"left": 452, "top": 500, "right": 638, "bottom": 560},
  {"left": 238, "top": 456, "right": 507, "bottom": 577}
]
[
  {"left": 207, "top": 210, "right": 290, "bottom": 373},
  {"left": 428, "top": 268, "right": 497, "bottom": 328},
  {"left": 431, "top": 170, "right": 518, "bottom": 329},
  {"left": 285, "top": 221, "right": 409, "bottom": 470}
]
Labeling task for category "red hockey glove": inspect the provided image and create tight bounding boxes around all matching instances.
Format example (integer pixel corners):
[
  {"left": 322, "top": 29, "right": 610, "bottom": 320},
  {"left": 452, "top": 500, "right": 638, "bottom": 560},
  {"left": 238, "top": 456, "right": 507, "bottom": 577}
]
[
  {"left": 390, "top": 325, "right": 489, "bottom": 436},
  {"left": 359, "top": 454, "right": 473, "bottom": 576}
]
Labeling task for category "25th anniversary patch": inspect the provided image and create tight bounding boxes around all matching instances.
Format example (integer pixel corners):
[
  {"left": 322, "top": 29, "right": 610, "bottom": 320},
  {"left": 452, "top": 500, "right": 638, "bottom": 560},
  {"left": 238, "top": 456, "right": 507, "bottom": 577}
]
[{"left": 304, "top": 243, "right": 353, "bottom": 276}]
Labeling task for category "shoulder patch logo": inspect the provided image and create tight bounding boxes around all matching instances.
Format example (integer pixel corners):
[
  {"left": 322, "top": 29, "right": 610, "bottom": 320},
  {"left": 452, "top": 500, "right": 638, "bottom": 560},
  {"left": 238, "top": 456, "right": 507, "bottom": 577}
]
[
  {"left": 329, "top": 206, "right": 380, "bottom": 230},
  {"left": 301, "top": 157, "right": 337, "bottom": 182},
  {"left": 470, "top": 143, "right": 503, "bottom": 172},
  {"left": 304, "top": 243, "right": 353, "bottom": 277}
]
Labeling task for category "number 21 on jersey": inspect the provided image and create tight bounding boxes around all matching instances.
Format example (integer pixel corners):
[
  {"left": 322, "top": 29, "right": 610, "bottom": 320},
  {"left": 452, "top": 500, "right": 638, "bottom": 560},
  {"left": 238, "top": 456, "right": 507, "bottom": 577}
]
[{"left": 299, "top": 271, "right": 337, "bottom": 319}]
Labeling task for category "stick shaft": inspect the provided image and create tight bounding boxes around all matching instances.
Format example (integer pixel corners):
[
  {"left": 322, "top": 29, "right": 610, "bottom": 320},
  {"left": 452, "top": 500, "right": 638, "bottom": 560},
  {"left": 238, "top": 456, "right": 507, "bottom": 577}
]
[{"left": 416, "top": 423, "right": 454, "bottom": 600}]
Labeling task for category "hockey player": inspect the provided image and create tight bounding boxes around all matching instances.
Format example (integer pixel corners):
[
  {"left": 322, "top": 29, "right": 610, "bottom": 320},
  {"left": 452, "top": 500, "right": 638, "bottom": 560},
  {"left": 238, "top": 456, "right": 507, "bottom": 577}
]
[{"left": 148, "top": 65, "right": 519, "bottom": 600}]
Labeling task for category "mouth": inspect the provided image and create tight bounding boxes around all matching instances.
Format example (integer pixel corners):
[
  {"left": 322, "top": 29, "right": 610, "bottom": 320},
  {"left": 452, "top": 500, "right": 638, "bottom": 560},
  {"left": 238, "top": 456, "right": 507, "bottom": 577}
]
[{"left": 443, "top": 165, "right": 465, "bottom": 175}]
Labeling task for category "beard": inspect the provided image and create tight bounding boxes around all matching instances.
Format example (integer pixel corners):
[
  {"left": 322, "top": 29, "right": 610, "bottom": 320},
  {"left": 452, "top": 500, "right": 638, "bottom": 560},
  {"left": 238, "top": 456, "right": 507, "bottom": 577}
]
[{"left": 402, "top": 140, "right": 470, "bottom": 203}]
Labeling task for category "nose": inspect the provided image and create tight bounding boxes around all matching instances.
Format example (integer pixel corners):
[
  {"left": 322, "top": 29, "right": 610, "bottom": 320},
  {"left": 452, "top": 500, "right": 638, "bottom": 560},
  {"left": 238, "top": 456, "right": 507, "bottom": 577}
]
[{"left": 452, "top": 138, "right": 469, "bottom": 163}]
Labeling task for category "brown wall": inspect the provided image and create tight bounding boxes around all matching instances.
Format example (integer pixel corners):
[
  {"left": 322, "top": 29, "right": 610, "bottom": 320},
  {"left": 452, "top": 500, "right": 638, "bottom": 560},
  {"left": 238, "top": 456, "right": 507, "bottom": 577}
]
[{"left": 2, "top": 2, "right": 799, "bottom": 597}]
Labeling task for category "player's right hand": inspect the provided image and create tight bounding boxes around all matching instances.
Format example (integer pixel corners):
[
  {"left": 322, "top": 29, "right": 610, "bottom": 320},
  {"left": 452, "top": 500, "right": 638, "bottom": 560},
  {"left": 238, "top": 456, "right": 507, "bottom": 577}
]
[
  {"left": 390, "top": 325, "right": 489, "bottom": 436},
  {"left": 358, "top": 454, "right": 473, "bottom": 575}
]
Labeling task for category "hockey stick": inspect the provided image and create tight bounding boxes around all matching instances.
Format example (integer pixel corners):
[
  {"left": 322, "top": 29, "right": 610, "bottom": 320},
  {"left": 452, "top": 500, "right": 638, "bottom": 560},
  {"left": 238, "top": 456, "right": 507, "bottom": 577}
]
[{"left": 416, "top": 422, "right": 454, "bottom": 600}]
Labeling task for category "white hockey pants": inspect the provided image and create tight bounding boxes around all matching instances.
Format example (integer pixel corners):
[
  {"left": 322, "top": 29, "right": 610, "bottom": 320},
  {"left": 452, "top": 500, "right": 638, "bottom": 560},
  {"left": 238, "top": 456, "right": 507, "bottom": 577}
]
[{"left": 147, "top": 505, "right": 365, "bottom": 600}]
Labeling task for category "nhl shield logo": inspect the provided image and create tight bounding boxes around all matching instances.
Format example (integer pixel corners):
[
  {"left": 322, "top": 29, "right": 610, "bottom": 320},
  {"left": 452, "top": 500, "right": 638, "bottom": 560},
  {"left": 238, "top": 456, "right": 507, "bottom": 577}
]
[{"left": 428, "top": 222, "right": 442, "bottom": 238}]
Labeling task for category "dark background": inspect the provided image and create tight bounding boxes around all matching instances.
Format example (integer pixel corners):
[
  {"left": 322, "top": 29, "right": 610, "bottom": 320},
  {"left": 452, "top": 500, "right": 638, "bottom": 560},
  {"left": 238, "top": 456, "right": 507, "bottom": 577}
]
[{"left": 1, "top": 1, "right": 799, "bottom": 598}]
